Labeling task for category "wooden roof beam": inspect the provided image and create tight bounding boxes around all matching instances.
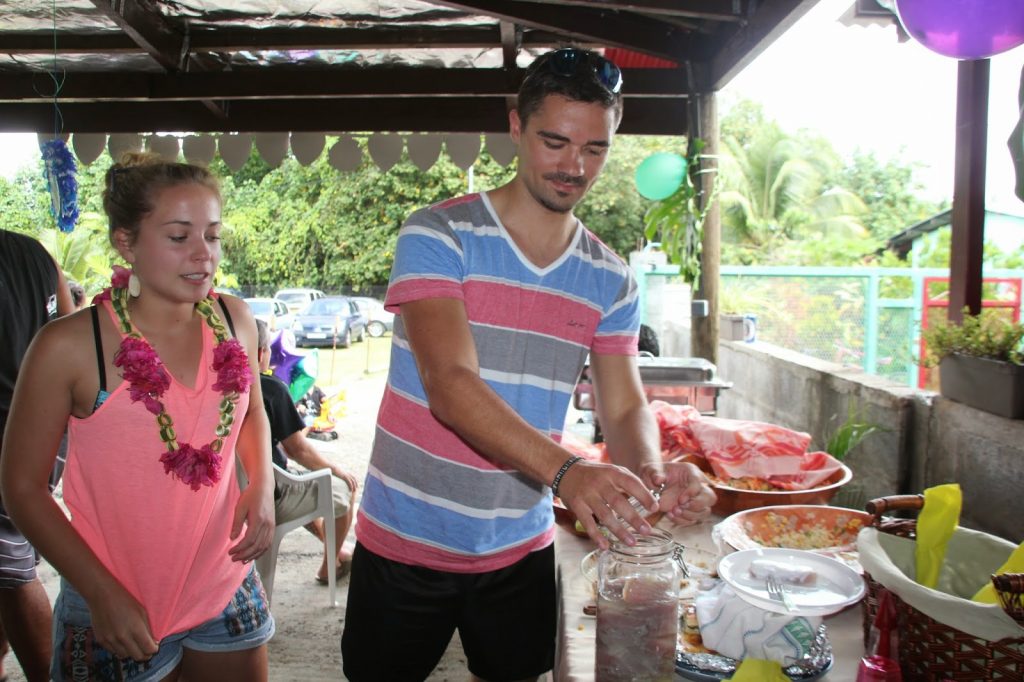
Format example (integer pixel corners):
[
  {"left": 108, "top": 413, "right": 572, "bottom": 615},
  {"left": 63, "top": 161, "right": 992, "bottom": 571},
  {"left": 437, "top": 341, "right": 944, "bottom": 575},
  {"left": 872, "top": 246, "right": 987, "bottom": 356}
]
[
  {"left": 511, "top": 0, "right": 745, "bottom": 23},
  {"left": 705, "top": 0, "right": 818, "bottom": 90},
  {"left": 89, "top": 0, "right": 226, "bottom": 119},
  {"left": 88, "top": 0, "right": 187, "bottom": 72},
  {"left": 429, "top": 0, "right": 693, "bottom": 63},
  {"left": 0, "top": 97, "right": 687, "bottom": 135},
  {"left": 0, "top": 68, "right": 688, "bottom": 103},
  {"left": 499, "top": 21, "right": 520, "bottom": 68},
  {"left": 0, "top": 26, "right": 566, "bottom": 55}
]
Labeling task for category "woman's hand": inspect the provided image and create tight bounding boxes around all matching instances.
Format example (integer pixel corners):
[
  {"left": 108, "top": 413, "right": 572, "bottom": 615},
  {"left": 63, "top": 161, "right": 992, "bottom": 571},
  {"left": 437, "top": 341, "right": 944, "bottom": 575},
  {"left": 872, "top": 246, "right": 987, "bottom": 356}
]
[
  {"left": 641, "top": 460, "right": 716, "bottom": 526},
  {"left": 86, "top": 583, "right": 159, "bottom": 662},
  {"left": 229, "top": 483, "right": 275, "bottom": 563}
]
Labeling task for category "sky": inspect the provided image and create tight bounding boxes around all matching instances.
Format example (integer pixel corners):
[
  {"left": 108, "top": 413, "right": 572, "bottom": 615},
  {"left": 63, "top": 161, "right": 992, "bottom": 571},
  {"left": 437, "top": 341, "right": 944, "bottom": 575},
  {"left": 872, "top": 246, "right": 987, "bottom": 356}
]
[
  {"left": 2, "top": 0, "right": 1023, "bottom": 218},
  {"left": 719, "top": 0, "right": 1024, "bottom": 215}
]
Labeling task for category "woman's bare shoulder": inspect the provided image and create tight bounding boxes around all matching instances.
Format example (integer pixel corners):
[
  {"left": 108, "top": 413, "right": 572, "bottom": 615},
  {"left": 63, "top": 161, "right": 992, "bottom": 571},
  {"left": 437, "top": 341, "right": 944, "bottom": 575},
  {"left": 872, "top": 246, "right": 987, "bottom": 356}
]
[
  {"left": 216, "top": 292, "right": 250, "bottom": 319},
  {"left": 22, "top": 307, "right": 97, "bottom": 376}
]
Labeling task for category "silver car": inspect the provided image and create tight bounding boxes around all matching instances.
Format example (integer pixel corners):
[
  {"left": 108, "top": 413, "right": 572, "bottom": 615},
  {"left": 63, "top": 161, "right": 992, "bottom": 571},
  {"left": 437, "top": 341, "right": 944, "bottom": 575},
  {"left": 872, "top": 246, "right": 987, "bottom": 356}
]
[
  {"left": 245, "top": 297, "right": 294, "bottom": 332},
  {"left": 351, "top": 296, "right": 395, "bottom": 337}
]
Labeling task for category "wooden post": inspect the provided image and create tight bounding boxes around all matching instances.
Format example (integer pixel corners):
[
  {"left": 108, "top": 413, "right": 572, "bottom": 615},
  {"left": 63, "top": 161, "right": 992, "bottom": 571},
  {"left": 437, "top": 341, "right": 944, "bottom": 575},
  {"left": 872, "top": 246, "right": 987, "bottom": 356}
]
[
  {"left": 948, "top": 58, "right": 989, "bottom": 323},
  {"left": 691, "top": 91, "right": 721, "bottom": 363}
]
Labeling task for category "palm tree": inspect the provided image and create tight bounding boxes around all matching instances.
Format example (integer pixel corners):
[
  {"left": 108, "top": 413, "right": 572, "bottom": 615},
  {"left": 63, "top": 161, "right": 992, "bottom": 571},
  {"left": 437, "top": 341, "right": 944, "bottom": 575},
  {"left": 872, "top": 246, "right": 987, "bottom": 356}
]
[
  {"left": 718, "top": 124, "right": 867, "bottom": 250},
  {"left": 35, "top": 212, "right": 116, "bottom": 293}
]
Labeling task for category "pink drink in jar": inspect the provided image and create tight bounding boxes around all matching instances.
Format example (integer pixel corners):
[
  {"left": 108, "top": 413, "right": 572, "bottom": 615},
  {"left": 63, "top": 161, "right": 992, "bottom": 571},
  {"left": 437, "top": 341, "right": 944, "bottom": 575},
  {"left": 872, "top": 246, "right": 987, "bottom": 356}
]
[{"left": 595, "top": 528, "right": 681, "bottom": 681}]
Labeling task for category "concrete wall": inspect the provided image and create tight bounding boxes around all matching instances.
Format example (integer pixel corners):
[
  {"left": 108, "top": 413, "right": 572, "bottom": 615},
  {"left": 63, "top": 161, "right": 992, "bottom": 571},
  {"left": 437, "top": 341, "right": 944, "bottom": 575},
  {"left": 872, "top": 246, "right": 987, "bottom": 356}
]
[{"left": 712, "top": 339, "right": 1024, "bottom": 543}]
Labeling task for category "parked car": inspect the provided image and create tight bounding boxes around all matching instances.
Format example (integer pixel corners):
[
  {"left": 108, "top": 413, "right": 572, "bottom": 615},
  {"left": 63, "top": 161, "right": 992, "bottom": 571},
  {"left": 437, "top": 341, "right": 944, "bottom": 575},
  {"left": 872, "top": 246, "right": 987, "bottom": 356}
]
[
  {"left": 244, "top": 297, "right": 294, "bottom": 332},
  {"left": 290, "top": 296, "right": 367, "bottom": 348},
  {"left": 351, "top": 296, "right": 395, "bottom": 337},
  {"left": 275, "top": 287, "right": 326, "bottom": 313}
]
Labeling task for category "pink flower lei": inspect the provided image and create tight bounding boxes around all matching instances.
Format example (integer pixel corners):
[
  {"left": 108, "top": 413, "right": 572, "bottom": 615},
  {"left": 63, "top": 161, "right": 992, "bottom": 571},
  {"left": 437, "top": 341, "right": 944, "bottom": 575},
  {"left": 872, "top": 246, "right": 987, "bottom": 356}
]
[{"left": 108, "top": 268, "right": 251, "bottom": 491}]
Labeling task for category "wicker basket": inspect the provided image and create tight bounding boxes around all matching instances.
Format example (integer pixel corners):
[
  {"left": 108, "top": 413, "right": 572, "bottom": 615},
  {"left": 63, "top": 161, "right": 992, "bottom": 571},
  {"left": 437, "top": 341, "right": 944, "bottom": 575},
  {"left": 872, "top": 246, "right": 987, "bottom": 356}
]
[{"left": 860, "top": 495, "right": 1024, "bottom": 681}]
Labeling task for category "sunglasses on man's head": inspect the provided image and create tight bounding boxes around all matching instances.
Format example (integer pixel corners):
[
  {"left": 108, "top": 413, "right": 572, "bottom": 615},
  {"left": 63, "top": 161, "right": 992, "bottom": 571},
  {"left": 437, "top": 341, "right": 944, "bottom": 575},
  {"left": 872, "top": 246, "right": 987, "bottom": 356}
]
[{"left": 539, "top": 48, "right": 623, "bottom": 95}]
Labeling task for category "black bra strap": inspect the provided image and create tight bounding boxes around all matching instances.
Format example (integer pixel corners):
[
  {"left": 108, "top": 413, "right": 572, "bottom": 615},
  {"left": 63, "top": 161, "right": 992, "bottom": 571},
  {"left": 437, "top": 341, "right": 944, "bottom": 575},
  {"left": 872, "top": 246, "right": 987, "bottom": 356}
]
[
  {"left": 216, "top": 296, "right": 237, "bottom": 337},
  {"left": 90, "top": 305, "right": 107, "bottom": 391}
]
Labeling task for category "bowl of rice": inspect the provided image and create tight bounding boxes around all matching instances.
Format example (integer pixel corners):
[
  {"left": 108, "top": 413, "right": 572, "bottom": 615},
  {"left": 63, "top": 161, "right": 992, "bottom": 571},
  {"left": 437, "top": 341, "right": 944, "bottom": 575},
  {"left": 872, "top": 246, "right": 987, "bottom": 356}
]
[{"left": 715, "top": 504, "right": 872, "bottom": 570}]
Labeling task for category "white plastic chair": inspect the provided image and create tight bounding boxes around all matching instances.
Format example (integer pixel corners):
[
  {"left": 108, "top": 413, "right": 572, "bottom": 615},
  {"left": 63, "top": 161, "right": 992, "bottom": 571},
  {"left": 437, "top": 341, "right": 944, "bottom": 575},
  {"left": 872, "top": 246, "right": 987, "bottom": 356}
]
[{"left": 238, "top": 461, "right": 337, "bottom": 607}]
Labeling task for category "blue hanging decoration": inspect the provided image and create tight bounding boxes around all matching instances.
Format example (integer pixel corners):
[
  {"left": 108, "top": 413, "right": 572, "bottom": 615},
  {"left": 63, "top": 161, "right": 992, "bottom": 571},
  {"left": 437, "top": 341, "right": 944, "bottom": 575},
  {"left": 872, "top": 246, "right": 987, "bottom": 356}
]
[{"left": 39, "top": 138, "right": 79, "bottom": 233}]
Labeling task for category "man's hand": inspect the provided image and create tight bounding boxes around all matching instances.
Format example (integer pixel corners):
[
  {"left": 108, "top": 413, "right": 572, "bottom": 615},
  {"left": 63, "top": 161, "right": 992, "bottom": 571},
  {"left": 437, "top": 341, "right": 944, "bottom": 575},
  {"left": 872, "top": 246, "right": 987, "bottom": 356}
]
[
  {"left": 556, "top": 459, "right": 660, "bottom": 550},
  {"left": 640, "top": 460, "right": 716, "bottom": 526},
  {"left": 331, "top": 466, "right": 359, "bottom": 495}
]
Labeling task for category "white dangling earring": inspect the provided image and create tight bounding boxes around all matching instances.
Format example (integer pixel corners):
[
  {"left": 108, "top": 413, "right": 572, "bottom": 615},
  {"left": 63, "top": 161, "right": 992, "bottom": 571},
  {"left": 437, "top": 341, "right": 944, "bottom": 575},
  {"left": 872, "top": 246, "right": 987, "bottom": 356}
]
[{"left": 128, "top": 273, "right": 141, "bottom": 297}]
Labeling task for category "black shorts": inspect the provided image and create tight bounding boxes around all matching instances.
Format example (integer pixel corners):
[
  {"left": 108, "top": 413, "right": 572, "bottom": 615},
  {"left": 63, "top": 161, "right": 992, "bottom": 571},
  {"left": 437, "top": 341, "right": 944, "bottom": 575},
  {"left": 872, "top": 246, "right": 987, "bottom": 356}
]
[
  {"left": 0, "top": 432, "right": 65, "bottom": 588},
  {"left": 340, "top": 542, "right": 556, "bottom": 682}
]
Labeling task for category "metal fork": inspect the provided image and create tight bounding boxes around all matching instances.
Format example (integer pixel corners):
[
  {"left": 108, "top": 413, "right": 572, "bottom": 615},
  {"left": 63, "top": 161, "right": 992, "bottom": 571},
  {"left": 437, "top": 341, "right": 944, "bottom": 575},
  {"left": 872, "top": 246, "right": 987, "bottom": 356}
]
[{"left": 765, "top": 575, "right": 797, "bottom": 612}]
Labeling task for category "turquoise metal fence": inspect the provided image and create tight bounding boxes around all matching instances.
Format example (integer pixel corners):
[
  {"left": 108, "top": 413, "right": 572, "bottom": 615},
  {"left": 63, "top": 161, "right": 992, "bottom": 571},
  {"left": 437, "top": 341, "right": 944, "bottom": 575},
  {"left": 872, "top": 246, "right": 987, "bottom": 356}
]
[{"left": 638, "top": 265, "right": 1024, "bottom": 387}]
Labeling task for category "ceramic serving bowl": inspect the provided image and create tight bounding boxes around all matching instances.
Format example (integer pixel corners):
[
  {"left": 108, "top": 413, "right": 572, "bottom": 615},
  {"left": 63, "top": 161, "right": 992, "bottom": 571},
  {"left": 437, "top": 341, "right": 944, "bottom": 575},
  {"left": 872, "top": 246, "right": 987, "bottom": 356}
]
[
  {"left": 707, "top": 463, "right": 853, "bottom": 517},
  {"left": 717, "top": 504, "right": 872, "bottom": 554}
]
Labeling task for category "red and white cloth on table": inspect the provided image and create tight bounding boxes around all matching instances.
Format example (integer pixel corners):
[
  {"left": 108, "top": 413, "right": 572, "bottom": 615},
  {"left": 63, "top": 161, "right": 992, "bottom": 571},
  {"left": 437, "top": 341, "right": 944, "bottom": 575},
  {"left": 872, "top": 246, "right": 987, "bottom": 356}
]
[{"left": 622, "top": 401, "right": 843, "bottom": 491}]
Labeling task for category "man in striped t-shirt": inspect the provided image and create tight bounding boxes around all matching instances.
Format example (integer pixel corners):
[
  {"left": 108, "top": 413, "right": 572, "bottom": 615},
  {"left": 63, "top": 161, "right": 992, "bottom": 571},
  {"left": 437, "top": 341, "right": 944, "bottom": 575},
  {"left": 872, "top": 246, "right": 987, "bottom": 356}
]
[{"left": 342, "top": 48, "right": 716, "bottom": 682}]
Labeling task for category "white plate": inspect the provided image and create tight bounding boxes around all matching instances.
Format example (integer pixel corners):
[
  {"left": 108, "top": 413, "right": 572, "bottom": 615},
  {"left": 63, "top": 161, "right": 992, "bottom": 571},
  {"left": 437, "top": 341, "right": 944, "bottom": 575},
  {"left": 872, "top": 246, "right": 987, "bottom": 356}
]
[{"left": 717, "top": 548, "right": 865, "bottom": 616}]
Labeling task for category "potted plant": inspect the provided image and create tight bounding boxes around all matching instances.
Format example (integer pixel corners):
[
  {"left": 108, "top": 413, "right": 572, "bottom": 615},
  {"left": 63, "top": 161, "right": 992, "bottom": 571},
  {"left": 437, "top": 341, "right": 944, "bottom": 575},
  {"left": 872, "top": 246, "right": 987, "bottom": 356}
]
[
  {"left": 825, "top": 409, "right": 885, "bottom": 510},
  {"left": 920, "top": 309, "right": 1024, "bottom": 419},
  {"left": 718, "top": 284, "right": 760, "bottom": 342}
]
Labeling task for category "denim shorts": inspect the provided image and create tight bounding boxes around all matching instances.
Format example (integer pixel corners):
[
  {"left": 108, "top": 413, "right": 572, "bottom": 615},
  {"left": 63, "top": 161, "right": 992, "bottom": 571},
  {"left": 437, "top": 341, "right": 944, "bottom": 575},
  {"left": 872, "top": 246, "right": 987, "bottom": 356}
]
[{"left": 51, "top": 567, "right": 275, "bottom": 681}]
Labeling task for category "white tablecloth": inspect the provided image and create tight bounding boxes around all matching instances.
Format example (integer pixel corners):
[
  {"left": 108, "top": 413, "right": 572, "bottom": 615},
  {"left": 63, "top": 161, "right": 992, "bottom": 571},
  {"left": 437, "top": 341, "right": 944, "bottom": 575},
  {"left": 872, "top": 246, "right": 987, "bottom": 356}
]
[{"left": 553, "top": 518, "right": 863, "bottom": 681}]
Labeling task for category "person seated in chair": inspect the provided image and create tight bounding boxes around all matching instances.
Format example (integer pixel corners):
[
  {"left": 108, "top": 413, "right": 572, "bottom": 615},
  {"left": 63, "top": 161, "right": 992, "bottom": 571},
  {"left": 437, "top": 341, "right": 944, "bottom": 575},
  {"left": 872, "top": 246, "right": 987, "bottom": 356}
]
[{"left": 255, "top": 319, "right": 358, "bottom": 584}]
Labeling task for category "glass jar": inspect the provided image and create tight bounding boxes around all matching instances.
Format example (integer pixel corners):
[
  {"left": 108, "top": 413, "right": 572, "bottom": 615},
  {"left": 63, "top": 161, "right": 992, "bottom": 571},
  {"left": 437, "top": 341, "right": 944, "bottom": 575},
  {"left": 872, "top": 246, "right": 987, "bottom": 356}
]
[{"left": 595, "top": 528, "right": 681, "bottom": 682}]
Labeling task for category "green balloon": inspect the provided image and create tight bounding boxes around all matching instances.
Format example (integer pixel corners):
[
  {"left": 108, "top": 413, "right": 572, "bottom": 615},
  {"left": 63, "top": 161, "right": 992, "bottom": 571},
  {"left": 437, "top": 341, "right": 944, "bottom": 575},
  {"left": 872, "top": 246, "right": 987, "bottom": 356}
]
[
  {"left": 635, "top": 152, "right": 687, "bottom": 201},
  {"left": 288, "top": 371, "right": 315, "bottom": 403},
  {"left": 289, "top": 349, "right": 319, "bottom": 402}
]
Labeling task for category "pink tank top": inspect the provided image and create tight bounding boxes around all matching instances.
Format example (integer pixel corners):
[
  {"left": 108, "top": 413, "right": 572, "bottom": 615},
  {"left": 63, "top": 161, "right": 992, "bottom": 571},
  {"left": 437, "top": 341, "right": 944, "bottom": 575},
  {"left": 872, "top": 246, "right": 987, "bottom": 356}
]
[{"left": 64, "top": 301, "right": 250, "bottom": 640}]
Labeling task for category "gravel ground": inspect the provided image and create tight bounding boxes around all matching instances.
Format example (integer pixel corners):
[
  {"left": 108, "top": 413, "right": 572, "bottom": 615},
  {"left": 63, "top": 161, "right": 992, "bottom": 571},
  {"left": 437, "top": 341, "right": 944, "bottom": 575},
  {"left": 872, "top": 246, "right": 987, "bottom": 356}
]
[{"left": 2, "top": 370, "right": 471, "bottom": 681}]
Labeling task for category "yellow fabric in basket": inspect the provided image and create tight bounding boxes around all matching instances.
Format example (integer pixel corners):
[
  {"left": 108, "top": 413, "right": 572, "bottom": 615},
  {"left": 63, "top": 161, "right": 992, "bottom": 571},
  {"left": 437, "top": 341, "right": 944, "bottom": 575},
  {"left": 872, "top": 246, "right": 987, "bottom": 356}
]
[
  {"left": 727, "top": 659, "right": 789, "bottom": 681},
  {"left": 916, "top": 483, "right": 961, "bottom": 589},
  {"left": 972, "top": 541, "right": 1024, "bottom": 603}
]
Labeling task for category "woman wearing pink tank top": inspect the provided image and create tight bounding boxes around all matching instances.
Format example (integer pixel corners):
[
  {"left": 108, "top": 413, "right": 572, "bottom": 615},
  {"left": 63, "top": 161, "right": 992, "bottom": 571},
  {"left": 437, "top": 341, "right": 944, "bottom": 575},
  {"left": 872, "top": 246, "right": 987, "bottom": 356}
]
[{"left": 1, "top": 153, "right": 276, "bottom": 681}]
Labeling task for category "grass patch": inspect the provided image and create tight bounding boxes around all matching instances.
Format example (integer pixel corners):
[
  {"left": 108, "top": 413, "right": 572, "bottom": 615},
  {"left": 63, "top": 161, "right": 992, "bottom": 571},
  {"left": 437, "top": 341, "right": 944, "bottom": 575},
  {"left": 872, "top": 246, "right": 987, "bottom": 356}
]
[{"left": 304, "top": 334, "right": 392, "bottom": 387}]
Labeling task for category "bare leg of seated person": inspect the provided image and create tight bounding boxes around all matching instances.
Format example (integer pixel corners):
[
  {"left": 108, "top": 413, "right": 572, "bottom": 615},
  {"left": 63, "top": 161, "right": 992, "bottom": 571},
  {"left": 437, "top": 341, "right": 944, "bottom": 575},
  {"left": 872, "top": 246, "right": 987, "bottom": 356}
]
[{"left": 315, "top": 508, "right": 354, "bottom": 584}]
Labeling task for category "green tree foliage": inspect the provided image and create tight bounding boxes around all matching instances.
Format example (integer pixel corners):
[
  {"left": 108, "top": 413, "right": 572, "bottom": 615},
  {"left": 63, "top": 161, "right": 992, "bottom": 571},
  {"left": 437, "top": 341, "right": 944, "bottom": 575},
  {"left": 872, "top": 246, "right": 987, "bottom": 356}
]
[
  {"left": 838, "top": 149, "right": 946, "bottom": 238},
  {"left": 34, "top": 212, "right": 117, "bottom": 292},
  {"left": 0, "top": 171, "right": 49, "bottom": 235},
  {"left": 577, "top": 135, "right": 669, "bottom": 257},
  {"left": 715, "top": 99, "right": 955, "bottom": 267},
  {"left": 219, "top": 134, "right": 657, "bottom": 290},
  {"left": 219, "top": 140, "right": 516, "bottom": 290},
  {"left": 717, "top": 118, "right": 869, "bottom": 260},
  {"left": 0, "top": 156, "right": 116, "bottom": 293}
]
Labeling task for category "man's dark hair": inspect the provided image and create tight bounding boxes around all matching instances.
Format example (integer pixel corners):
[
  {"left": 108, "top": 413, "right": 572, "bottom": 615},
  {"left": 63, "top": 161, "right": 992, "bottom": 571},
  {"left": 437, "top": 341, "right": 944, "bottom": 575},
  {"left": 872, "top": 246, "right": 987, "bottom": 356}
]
[
  {"left": 638, "top": 323, "right": 660, "bottom": 357},
  {"left": 517, "top": 48, "right": 623, "bottom": 129}
]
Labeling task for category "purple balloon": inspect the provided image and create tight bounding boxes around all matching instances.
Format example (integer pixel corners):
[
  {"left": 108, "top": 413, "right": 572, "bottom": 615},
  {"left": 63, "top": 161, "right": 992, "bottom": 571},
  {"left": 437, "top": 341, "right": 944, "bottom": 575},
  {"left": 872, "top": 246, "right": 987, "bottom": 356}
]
[
  {"left": 895, "top": 0, "right": 1024, "bottom": 60},
  {"left": 270, "top": 329, "right": 304, "bottom": 384}
]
